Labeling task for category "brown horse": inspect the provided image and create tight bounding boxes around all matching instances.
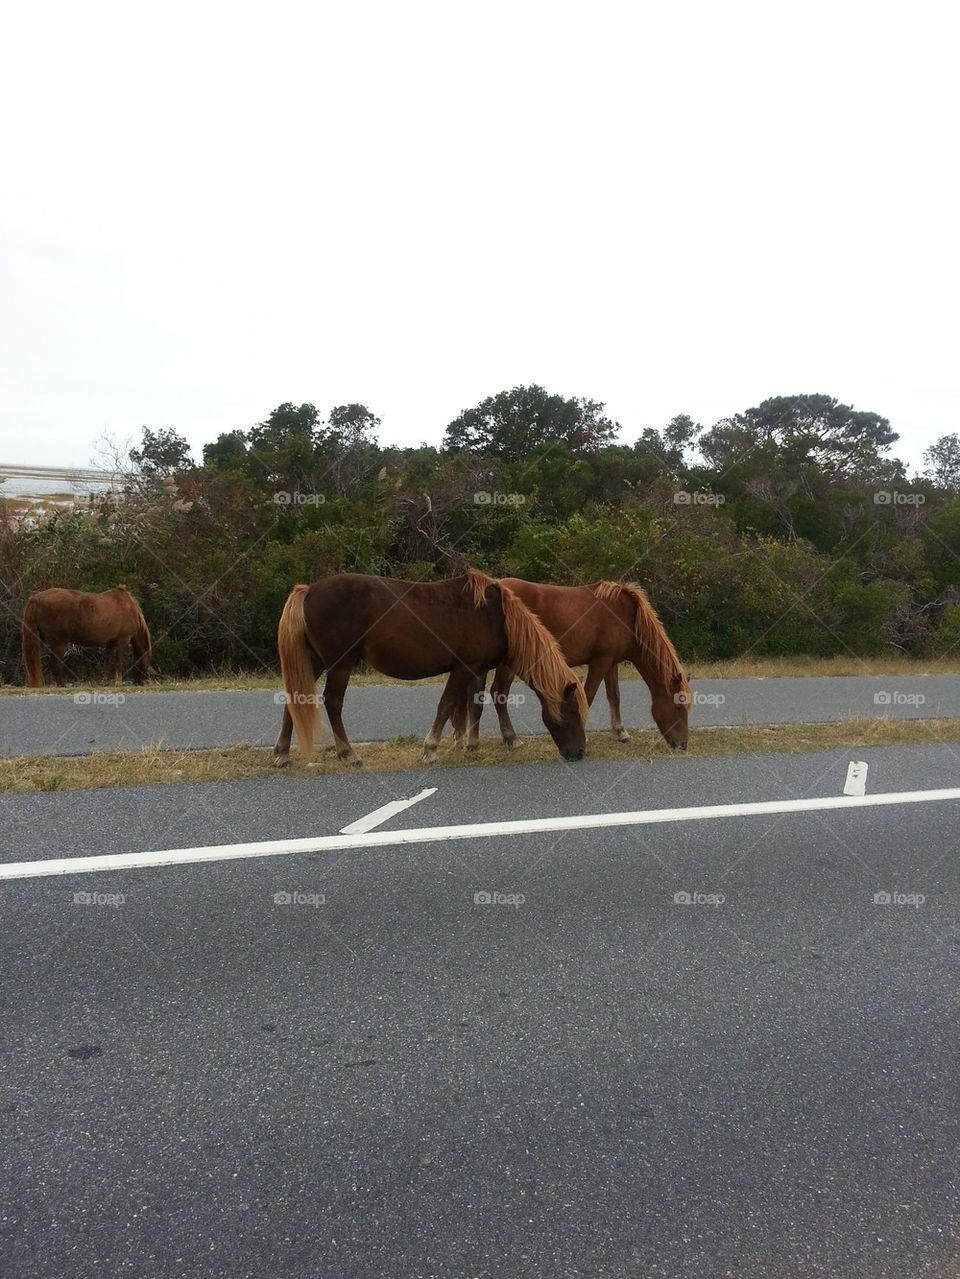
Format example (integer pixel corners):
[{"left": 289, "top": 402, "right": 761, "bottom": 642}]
[
  {"left": 273, "top": 570, "right": 588, "bottom": 766},
  {"left": 467, "top": 578, "right": 691, "bottom": 750},
  {"left": 21, "top": 586, "right": 152, "bottom": 688}
]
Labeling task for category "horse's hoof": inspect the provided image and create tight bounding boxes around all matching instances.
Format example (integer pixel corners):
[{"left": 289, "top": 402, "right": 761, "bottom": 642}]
[
  {"left": 273, "top": 754, "right": 290, "bottom": 769},
  {"left": 616, "top": 731, "right": 631, "bottom": 744},
  {"left": 505, "top": 738, "right": 522, "bottom": 750}
]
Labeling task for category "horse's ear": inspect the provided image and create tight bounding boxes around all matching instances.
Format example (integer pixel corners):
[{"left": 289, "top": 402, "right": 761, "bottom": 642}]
[{"left": 671, "top": 671, "right": 684, "bottom": 691}]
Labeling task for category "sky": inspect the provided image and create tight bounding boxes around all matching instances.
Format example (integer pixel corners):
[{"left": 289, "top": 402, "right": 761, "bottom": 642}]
[{"left": 1, "top": 0, "right": 957, "bottom": 474}]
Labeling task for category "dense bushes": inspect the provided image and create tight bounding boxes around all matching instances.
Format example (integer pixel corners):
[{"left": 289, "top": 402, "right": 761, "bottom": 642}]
[{"left": 3, "top": 392, "right": 959, "bottom": 682}]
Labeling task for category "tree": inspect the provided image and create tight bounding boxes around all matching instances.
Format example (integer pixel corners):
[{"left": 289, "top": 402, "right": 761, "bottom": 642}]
[
  {"left": 245, "top": 403, "right": 322, "bottom": 490},
  {"left": 323, "top": 403, "right": 381, "bottom": 449},
  {"left": 443, "top": 385, "right": 619, "bottom": 462},
  {"left": 203, "top": 429, "right": 249, "bottom": 471},
  {"left": 698, "top": 394, "right": 897, "bottom": 480},
  {"left": 924, "top": 434, "right": 960, "bottom": 493},
  {"left": 128, "top": 427, "right": 192, "bottom": 479}
]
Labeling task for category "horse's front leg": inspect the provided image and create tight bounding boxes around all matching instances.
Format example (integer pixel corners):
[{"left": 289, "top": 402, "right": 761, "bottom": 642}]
[
  {"left": 103, "top": 640, "right": 125, "bottom": 686},
  {"left": 323, "top": 663, "right": 361, "bottom": 765},
  {"left": 604, "top": 666, "right": 630, "bottom": 742}
]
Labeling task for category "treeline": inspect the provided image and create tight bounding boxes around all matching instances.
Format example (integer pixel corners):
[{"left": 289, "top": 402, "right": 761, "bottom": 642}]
[{"left": 3, "top": 388, "right": 960, "bottom": 681}]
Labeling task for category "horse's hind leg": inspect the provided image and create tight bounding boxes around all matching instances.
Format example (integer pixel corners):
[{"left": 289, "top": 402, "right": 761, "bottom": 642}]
[
  {"left": 323, "top": 663, "right": 361, "bottom": 765},
  {"left": 273, "top": 705, "right": 295, "bottom": 768},
  {"left": 451, "top": 671, "right": 485, "bottom": 750},
  {"left": 464, "top": 672, "right": 486, "bottom": 750},
  {"left": 423, "top": 670, "right": 469, "bottom": 761},
  {"left": 603, "top": 666, "right": 630, "bottom": 743},
  {"left": 274, "top": 652, "right": 324, "bottom": 768},
  {"left": 491, "top": 665, "right": 522, "bottom": 748}
]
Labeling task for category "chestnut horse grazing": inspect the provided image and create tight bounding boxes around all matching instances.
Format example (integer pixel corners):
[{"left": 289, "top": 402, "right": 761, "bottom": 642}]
[
  {"left": 274, "top": 570, "right": 588, "bottom": 766},
  {"left": 21, "top": 586, "right": 152, "bottom": 688},
  {"left": 471, "top": 578, "right": 691, "bottom": 750}
]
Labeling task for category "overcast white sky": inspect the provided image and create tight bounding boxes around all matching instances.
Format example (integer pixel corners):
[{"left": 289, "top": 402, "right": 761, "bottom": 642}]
[{"left": 1, "top": 0, "right": 957, "bottom": 472}]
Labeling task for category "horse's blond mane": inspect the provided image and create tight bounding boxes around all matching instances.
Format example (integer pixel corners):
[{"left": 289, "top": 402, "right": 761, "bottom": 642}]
[
  {"left": 465, "top": 568, "right": 497, "bottom": 607},
  {"left": 498, "top": 583, "right": 588, "bottom": 722},
  {"left": 592, "top": 580, "right": 689, "bottom": 695}
]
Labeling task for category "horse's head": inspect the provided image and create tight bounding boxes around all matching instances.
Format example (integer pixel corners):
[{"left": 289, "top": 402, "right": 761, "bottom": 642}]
[
  {"left": 650, "top": 670, "right": 691, "bottom": 750},
  {"left": 540, "top": 679, "right": 587, "bottom": 761}
]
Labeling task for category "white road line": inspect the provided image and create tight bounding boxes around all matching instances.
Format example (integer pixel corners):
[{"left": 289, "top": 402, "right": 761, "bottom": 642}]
[
  {"left": 2, "top": 786, "right": 960, "bottom": 882},
  {"left": 844, "top": 761, "right": 869, "bottom": 796},
  {"left": 339, "top": 787, "right": 437, "bottom": 835}
]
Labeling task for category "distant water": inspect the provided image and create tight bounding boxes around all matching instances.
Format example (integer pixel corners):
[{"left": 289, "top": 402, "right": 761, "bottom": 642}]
[{"left": 0, "top": 465, "right": 120, "bottom": 499}]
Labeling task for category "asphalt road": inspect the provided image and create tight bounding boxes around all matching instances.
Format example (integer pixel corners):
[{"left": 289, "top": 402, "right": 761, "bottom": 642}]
[
  {"left": 1, "top": 674, "right": 958, "bottom": 757},
  {"left": 2, "top": 743, "right": 960, "bottom": 1277}
]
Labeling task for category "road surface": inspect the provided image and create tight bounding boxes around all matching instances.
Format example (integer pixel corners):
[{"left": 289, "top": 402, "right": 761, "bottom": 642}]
[
  {"left": 2, "top": 743, "right": 960, "bottom": 1276},
  {"left": 1, "top": 674, "right": 957, "bottom": 757}
]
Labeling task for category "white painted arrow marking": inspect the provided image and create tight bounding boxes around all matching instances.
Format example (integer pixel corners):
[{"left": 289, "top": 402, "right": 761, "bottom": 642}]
[
  {"left": 339, "top": 787, "right": 437, "bottom": 835},
  {"left": 844, "top": 761, "right": 868, "bottom": 796}
]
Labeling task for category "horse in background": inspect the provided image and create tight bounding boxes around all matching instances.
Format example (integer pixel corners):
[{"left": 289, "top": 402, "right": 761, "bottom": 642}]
[
  {"left": 470, "top": 578, "right": 691, "bottom": 750},
  {"left": 21, "top": 586, "right": 152, "bottom": 687},
  {"left": 273, "top": 570, "right": 588, "bottom": 766}
]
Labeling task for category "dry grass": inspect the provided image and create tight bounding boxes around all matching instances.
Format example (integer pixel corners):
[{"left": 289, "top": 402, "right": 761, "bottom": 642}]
[
  {"left": 3, "top": 653, "right": 960, "bottom": 697},
  {"left": 684, "top": 655, "right": 960, "bottom": 679},
  {"left": 3, "top": 716, "right": 960, "bottom": 794},
  {"left": 0, "top": 668, "right": 441, "bottom": 695}
]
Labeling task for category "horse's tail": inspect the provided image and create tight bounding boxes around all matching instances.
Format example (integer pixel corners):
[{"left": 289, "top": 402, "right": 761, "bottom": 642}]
[
  {"left": 21, "top": 595, "right": 43, "bottom": 687},
  {"left": 277, "top": 584, "right": 320, "bottom": 759},
  {"left": 131, "top": 595, "right": 152, "bottom": 676},
  {"left": 497, "top": 583, "right": 588, "bottom": 724}
]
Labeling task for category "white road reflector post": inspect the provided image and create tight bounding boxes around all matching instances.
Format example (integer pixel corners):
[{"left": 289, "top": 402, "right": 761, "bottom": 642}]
[{"left": 844, "top": 761, "right": 868, "bottom": 797}]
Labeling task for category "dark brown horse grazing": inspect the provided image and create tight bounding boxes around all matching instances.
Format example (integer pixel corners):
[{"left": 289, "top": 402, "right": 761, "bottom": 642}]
[
  {"left": 273, "top": 570, "right": 588, "bottom": 766},
  {"left": 468, "top": 578, "right": 691, "bottom": 750},
  {"left": 21, "top": 586, "right": 152, "bottom": 688}
]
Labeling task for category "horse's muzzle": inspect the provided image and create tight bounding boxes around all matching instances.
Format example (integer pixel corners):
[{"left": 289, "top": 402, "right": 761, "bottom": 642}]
[{"left": 564, "top": 748, "right": 585, "bottom": 762}]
